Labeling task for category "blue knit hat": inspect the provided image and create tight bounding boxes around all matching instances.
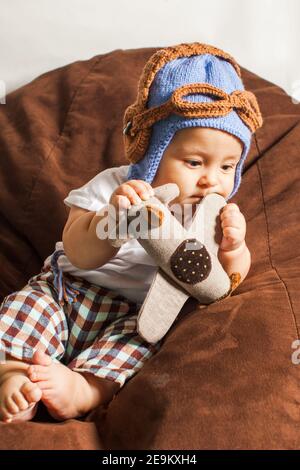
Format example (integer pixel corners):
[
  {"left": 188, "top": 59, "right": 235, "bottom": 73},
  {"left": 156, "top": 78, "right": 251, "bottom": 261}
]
[{"left": 124, "top": 43, "right": 263, "bottom": 200}]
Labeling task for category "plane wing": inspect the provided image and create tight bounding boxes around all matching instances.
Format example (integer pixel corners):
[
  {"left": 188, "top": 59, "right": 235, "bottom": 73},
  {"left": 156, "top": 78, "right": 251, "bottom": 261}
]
[{"left": 137, "top": 268, "right": 189, "bottom": 344}]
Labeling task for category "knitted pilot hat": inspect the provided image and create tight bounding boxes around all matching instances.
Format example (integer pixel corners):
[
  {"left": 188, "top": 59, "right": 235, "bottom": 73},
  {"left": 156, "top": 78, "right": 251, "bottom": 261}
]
[{"left": 123, "top": 43, "right": 263, "bottom": 200}]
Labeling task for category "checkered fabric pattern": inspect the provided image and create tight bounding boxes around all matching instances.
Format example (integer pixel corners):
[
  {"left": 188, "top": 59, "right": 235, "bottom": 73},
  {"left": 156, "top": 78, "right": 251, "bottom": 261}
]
[{"left": 0, "top": 251, "right": 162, "bottom": 388}]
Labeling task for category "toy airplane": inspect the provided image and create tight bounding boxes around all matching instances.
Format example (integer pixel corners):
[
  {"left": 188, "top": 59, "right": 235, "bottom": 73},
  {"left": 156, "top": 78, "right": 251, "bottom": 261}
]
[{"left": 108, "top": 183, "right": 241, "bottom": 344}]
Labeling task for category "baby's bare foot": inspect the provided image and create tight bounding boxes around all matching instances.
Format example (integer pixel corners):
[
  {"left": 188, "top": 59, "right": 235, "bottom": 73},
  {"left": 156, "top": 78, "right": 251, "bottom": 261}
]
[
  {"left": 0, "top": 372, "right": 42, "bottom": 423},
  {"left": 27, "top": 350, "right": 97, "bottom": 421}
]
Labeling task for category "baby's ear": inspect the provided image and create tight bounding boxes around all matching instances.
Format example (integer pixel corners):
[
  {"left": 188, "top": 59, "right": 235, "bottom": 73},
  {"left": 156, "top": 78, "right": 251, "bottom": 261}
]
[{"left": 153, "top": 183, "right": 180, "bottom": 205}]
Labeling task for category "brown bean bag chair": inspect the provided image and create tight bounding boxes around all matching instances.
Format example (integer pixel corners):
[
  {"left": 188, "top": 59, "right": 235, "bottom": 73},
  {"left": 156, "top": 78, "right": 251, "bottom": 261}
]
[{"left": 0, "top": 45, "right": 299, "bottom": 450}]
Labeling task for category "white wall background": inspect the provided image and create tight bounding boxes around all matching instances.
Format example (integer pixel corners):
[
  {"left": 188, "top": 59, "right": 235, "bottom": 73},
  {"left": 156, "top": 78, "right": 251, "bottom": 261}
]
[{"left": 0, "top": 0, "right": 300, "bottom": 101}]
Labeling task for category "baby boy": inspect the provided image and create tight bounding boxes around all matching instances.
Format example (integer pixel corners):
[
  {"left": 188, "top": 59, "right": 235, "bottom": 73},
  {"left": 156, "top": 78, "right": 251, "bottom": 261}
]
[{"left": 0, "top": 43, "right": 262, "bottom": 423}]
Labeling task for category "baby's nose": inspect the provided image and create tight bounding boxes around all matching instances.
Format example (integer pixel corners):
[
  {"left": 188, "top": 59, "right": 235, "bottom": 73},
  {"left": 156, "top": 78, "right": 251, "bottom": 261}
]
[{"left": 198, "top": 170, "right": 218, "bottom": 187}]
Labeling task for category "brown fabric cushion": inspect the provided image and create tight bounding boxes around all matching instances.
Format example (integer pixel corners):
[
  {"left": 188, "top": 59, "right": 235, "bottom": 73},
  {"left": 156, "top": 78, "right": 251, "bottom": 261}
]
[{"left": 0, "top": 47, "right": 299, "bottom": 449}]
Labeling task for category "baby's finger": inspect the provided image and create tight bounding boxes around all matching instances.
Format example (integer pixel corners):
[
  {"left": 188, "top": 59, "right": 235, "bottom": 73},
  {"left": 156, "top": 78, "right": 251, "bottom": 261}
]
[
  {"left": 144, "top": 182, "right": 155, "bottom": 195},
  {"left": 125, "top": 180, "right": 154, "bottom": 200},
  {"left": 222, "top": 226, "right": 242, "bottom": 241},
  {"left": 220, "top": 210, "right": 244, "bottom": 226},
  {"left": 115, "top": 194, "right": 132, "bottom": 210},
  {"left": 118, "top": 183, "right": 143, "bottom": 205},
  {"left": 225, "top": 203, "right": 240, "bottom": 211},
  {"left": 220, "top": 203, "right": 240, "bottom": 217},
  {"left": 221, "top": 215, "right": 243, "bottom": 229}
]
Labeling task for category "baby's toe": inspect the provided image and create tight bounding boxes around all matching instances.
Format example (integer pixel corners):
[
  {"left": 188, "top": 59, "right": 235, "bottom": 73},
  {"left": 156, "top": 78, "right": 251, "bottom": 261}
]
[
  {"left": 4, "top": 395, "right": 20, "bottom": 414},
  {"left": 21, "top": 381, "right": 42, "bottom": 403},
  {"left": 2, "top": 412, "right": 13, "bottom": 422},
  {"left": 27, "top": 365, "right": 50, "bottom": 382},
  {"left": 32, "top": 350, "right": 52, "bottom": 366},
  {"left": 11, "top": 391, "right": 29, "bottom": 411}
]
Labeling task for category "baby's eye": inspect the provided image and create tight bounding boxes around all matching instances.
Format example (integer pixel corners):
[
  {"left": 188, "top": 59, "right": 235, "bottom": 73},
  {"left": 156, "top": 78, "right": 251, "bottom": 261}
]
[
  {"left": 222, "top": 165, "right": 235, "bottom": 171},
  {"left": 186, "top": 160, "right": 202, "bottom": 167}
]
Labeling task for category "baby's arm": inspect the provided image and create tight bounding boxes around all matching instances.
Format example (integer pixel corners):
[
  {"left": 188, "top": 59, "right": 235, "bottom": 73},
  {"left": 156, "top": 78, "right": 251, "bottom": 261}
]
[
  {"left": 62, "top": 206, "right": 121, "bottom": 270},
  {"left": 63, "top": 179, "right": 153, "bottom": 270},
  {"left": 217, "top": 203, "right": 251, "bottom": 284}
]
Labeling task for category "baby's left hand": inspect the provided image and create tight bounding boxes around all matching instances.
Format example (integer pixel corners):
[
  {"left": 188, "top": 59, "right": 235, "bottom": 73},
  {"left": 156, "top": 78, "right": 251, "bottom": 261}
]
[{"left": 219, "top": 203, "right": 246, "bottom": 252}]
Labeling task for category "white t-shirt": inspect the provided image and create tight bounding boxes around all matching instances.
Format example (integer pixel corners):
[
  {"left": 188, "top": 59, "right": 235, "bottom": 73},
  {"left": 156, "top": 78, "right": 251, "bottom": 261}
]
[{"left": 43, "top": 165, "right": 158, "bottom": 305}]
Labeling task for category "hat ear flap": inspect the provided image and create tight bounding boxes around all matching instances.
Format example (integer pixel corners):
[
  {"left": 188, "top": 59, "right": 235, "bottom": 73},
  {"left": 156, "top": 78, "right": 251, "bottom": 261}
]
[
  {"left": 123, "top": 105, "right": 153, "bottom": 163},
  {"left": 124, "top": 126, "right": 152, "bottom": 164}
]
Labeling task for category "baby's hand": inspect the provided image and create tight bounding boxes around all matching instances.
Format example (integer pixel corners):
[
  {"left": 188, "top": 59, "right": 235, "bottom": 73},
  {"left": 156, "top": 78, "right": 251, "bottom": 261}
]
[
  {"left": 219, "top": 203, "right": 246, "bottom": 252},
  {"left": 109, "top": 179, "right": 154, "bottom": 211}
]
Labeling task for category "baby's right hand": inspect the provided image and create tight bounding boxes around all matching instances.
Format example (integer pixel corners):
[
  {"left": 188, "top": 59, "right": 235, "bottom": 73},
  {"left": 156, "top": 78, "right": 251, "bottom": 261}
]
[{"left": 109, "top": 180, "right": 155, "bottom": 211}]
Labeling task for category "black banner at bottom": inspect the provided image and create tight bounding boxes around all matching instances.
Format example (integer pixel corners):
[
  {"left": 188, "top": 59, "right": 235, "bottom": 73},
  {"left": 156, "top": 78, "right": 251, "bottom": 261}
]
[{"left": 0, "top": 450, "right": 298, "bottom": 465}]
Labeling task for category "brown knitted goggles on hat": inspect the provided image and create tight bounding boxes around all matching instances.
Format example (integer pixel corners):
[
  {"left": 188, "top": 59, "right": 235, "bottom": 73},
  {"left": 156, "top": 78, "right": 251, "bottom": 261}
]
[{"left": 123, "top": 42, "right": 263, "bottom": 164}]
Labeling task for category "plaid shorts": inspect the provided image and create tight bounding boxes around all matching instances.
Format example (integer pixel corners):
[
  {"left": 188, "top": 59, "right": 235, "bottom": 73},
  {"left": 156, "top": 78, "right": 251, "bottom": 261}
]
[{"left": 0, "top": 250, "right": 162, "bottom": 388}]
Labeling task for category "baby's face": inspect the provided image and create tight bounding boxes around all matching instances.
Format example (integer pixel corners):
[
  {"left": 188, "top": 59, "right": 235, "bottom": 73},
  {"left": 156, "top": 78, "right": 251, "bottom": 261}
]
[{"left": 151, "top": 127, "right": 243, "bottom": 206}]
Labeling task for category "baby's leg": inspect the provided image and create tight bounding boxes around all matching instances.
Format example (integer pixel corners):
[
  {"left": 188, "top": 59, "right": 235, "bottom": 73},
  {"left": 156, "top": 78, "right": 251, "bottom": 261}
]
[
  {"left": 0, "top": 354, "right": 42, "bottom": 422},
  {"left": 66, "top": 311, "right": 163, "bottom": 413},
  {"left": 22, "top": 273, "right": 161, "bottom": 421},
  {"left": 0, "top": 269, "right": 70, "bottom": 423},
  {"left": 0, "top": 350, "right": 114, "bottom": 423},
  {"left": 26, "top": 350, "right": 120, "bottom": 420}
]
